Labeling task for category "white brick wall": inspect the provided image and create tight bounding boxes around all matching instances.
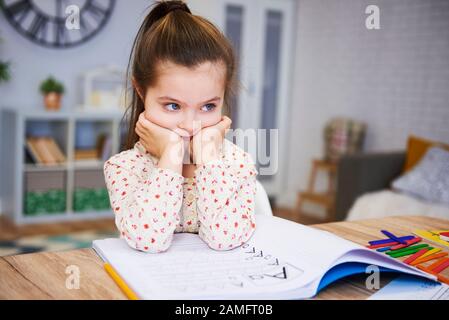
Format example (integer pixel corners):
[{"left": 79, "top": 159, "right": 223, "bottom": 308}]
[{"left": 279, "top": 0, "right": 449, "bottom": 208}]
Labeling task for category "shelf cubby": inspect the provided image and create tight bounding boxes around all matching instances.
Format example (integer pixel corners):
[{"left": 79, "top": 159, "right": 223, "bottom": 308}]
[{"left": 0, "top": 107, "right": 124, "bottom": 225}]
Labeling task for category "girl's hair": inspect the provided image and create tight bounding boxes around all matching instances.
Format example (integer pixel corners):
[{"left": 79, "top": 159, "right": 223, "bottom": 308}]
[{"left": 123, "top": 0, "right": 238, "bottom": 150}]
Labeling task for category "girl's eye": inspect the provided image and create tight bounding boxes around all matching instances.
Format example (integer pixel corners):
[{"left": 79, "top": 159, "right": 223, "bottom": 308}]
[
  {"left": 201, "top": 103, "right": 216, "bottom": 112},
  {"left": 164, "top": 103, "right": 181, "bottom": 111}
]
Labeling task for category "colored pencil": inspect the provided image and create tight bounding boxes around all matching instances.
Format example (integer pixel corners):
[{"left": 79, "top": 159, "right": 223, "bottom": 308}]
[{"left": 104, "top": 263, "right": 139, "bottom": 300}]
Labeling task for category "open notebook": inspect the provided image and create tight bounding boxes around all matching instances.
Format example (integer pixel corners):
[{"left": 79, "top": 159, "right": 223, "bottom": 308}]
[{"left": 93, "top": 215, "right": 437, "bottom": 299}]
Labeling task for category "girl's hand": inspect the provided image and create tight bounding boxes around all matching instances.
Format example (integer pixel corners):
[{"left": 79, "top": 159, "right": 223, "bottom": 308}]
[
  {"left": 192, "top": 116, "right": 232, "bottom": 165},
  {"left": 135, "top": 113, "right": 185, "bottom": 173}
]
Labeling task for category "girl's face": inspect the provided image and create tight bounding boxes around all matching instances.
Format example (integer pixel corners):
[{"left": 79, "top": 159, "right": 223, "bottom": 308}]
[{"left": 142, "top": 60, "right": 226, "bottom": 137}]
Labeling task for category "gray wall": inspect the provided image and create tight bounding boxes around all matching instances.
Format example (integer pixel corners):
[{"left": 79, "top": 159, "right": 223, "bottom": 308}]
[
  {"left": 0, "top": 1, "right": 156, "bottom": 214},
  {"left": 279, "top": 0, "right": 449, "bottom": 208},
  {"left": 2, "top": 0, "right": 449, "bottom": 212},
  {"left": 0, "top": 0, "right": 155, "bottom": 110}
]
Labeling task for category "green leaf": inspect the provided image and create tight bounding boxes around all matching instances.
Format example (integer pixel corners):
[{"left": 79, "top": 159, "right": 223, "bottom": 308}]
[{"left": 39, "top": 76, "right": 65, "bottom": 94}]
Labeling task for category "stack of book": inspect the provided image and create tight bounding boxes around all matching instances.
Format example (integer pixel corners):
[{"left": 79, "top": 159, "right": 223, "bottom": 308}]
[
  {"left": 74, "top": 133, "right": 112, "bottom": 162},
  {"left": 74, "top": 149, "right": 99, "bottom": 160},
  {"left": 26, "top": 137, "right": 66, "bottom": 165}
]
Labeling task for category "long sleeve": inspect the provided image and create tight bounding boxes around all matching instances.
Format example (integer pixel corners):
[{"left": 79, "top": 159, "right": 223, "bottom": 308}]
[
  {"left": 104, "top": 155, "right": 184, "bottom": 253},
  {"left": 194, "top": 150, "right": 258, "bottom": 251}
]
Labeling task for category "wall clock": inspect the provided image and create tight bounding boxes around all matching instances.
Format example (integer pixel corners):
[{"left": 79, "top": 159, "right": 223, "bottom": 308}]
[{"left": 0, "top": 0, "right": 115, "bottom": 49}]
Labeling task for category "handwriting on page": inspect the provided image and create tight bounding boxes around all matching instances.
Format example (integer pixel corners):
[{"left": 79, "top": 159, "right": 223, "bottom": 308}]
[{"left": 139, "top": 242, "right": 304, "bottom": 294}]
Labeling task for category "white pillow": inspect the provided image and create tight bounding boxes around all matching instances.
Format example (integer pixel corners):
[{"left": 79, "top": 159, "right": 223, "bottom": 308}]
[{"left": 392, "top": 147, "right": 449, "bottom": 206}]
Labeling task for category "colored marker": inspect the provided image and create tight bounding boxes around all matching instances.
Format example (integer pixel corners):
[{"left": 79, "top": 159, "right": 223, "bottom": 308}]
[
  {"left": 381, "top": 230, "right": 408, "bottom": 245},
  {"left": 368, "top": 235, "right": 415, "bottom": 246},
  {"left": 403, "top": 248, "right": 430, "bottom": 265},
  {"left": 390, "top": 237, "right": 422, "bottom": 250}
]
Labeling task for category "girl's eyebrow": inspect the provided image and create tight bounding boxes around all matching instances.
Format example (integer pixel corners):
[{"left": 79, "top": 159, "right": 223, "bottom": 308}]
[{"left": 157, "top": 96, "right": 221, "bottom": 104}]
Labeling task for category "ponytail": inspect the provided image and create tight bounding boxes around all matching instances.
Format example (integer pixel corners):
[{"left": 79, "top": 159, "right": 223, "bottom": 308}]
[{"left": 123, "top": 1, "right": 238, "bottom": 150}]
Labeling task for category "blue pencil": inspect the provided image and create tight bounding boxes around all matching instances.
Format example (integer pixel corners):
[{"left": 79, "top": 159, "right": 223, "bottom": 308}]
[{"left": 381, "top": 230, "right": 408, "bottom": 245}]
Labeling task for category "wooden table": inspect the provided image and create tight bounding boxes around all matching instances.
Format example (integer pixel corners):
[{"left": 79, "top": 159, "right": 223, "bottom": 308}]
[{"left": 1, "top": 216, "right": 448, "bottom": 300}]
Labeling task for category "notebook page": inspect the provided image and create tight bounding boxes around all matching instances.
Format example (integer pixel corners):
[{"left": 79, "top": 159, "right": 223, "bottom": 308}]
[
  {"left": 93, "top": 216, "right": 376, "bottom": 299},
  {"left": 94, "top": 234, "right": 308, "bottom": 299}
]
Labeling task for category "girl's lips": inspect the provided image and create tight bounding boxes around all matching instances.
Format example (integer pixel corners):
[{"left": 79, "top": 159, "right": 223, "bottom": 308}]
[
  {"left": 173, "top": 128, "right": 191, "bottom": 137},
  {"left": 173, "top": 127, "right": 201, "bottom": 137}
]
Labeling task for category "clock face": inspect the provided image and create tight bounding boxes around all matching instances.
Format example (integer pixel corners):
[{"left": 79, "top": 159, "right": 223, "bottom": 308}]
[{"left": 1, "top": 0, "right": 115, "bottom": 48}]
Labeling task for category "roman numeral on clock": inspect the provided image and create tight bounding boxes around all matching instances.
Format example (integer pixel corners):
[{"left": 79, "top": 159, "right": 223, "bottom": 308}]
[{"left": 1, "top": 0, "right": 116, "bottom": 49}]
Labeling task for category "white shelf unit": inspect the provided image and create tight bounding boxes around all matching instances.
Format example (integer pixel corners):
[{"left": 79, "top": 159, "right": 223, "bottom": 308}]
[{"left": 0, "top": 107, "right": 125, "bottom": 225}]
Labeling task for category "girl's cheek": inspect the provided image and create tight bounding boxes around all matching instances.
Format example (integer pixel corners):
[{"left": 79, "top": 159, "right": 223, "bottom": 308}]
[
  {"left": 199, "top": 112, "right": 222, "bottom": 128},
  {"left": 145, "top": 108, "right": 178, "bottom": 130}
]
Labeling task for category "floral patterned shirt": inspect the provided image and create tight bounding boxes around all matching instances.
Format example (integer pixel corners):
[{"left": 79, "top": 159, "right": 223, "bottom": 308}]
[{"left": 103, "top": 139, "right": 258, "bottom": 253}]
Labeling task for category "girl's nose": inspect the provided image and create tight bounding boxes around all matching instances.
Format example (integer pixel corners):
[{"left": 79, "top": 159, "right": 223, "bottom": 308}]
[{"left": 178, "top": 118, "right": 201, "bottom": 137}]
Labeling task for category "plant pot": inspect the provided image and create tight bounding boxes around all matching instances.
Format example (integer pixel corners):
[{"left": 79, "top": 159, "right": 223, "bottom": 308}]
[{"left": 44, "top": 92, "right": 62, "bottom": 111}]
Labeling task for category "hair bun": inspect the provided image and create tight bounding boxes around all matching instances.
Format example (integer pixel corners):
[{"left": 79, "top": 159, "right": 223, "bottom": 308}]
[{"left": 158, "top": 1, "right": 191, "bottom": 17}]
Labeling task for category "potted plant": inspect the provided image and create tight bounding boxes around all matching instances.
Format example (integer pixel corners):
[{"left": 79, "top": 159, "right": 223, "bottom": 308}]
[
  {"left": 0, "top": 30, "right": 11, "bottom": 84},
  {"left": 0, "top": 61, "right": 9, "bottom": 83},
  {"left": 39, "top": 76, "right": 65, "bottom": 111}
]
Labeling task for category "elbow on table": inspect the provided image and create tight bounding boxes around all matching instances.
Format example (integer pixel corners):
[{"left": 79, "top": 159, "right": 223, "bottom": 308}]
[
  {"left": 121, "top": 227, "right": 174, "bottom": 254},
  {"left": 200, "top": 227, "right": 255, "bottom": 251}
]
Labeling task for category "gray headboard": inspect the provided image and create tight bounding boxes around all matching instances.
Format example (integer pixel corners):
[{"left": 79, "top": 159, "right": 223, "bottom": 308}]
[{"left": 335, "top": 151, "right": 406, "bottom": 221}]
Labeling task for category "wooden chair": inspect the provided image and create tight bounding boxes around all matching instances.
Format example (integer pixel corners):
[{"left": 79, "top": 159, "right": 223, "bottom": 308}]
[{"left": 297, "top": 159, "right": 337, "bottom": 222}]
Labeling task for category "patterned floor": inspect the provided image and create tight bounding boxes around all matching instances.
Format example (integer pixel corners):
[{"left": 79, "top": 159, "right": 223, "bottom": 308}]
[{"left": 0, "top": 230, "right": 119, "bottom": 257}]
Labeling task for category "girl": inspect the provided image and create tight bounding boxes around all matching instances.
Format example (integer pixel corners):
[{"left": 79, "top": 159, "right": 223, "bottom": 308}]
[{"left": 104, "top": 0, "right": 257, "bottom": 253}]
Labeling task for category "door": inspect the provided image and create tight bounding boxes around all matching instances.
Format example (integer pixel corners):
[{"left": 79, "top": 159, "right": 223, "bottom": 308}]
[{"left": 187, "top": 0, "right": 296, "bottom": 198}]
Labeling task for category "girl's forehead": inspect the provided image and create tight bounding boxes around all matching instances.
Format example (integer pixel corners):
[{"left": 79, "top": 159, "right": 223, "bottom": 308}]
[{"left": 156, "top": 61, "right": 225, "bottom": 87}]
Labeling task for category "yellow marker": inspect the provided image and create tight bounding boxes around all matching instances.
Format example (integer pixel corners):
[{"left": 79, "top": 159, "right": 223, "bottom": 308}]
[
  {"left": 104, "top": 263, "right": 139, "bottom": 300},
  {"left": 419, "top": 248, "right": 442, "bottom": 259}
]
